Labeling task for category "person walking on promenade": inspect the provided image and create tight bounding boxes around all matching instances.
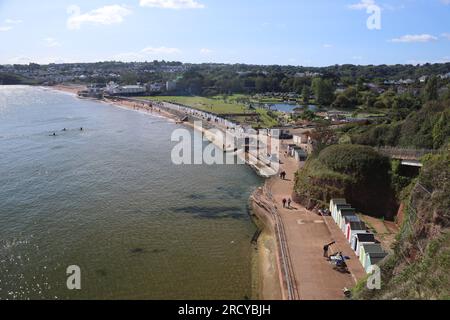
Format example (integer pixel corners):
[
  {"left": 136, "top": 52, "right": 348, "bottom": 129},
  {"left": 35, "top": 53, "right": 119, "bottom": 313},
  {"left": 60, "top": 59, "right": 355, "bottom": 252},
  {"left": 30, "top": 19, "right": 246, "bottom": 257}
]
[
  {"left": 282, "top": 198, "right": 287, "bottom": 208},
  {"left": 323, "top": 241, "right": 336, "bottom": 258},
  {"left": 288, "top": 198, "right": 292, "bottom": 208}
]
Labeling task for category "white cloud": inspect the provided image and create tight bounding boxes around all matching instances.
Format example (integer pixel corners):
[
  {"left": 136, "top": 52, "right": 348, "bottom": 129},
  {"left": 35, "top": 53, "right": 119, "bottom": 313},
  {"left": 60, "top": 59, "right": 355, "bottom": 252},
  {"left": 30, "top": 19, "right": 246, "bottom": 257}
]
[
  {"left": 114, "top": 46, "right": 181, "bottom": 61},
  {"left": 390, "top": 34, "right": 438, "bottom": 43},
  {"left": 348, "top": 0, "right": 376, "bottom": 10},
  {"left": 200, "top": 48, "right": 213, "bottom": 55},
  {"left": 67, "top": 5, "right": 132, "bottom": 30},
  {"left": 44, "top": 37, "right": 61, "bottom": 48},
  {"left": 322, "top": 44, "right": 333, "bottom": 48},
  {"left": 441, "top": 33, "right": 450, "bottom": 40},
  {"left": 348, "top": 0, "right": 405, "bottom": 11},
  {"left": 141, "top": 46, "right": 181, "bottom": 54},
  {"left": 407, "top": 56, "right": 450, "bottom": 65},
  {"left": 0, "top": 19, "right": 22, "bottom": 32},
  {"left": 139, "top": 0, "right": 205, "bottom": 9},
  {"left": 7, "top": 55, "right": 33, "bottom": 64},
  {"left": 5, "top": 19, "right": 22, "bottom": 24}
]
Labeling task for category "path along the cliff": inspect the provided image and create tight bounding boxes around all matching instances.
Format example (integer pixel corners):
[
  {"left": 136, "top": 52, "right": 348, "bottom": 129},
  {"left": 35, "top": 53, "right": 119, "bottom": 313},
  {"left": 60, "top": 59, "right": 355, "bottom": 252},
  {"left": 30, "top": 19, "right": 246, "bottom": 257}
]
[{"left": 266, "top": 142, "right": 367, "bottom": 300}]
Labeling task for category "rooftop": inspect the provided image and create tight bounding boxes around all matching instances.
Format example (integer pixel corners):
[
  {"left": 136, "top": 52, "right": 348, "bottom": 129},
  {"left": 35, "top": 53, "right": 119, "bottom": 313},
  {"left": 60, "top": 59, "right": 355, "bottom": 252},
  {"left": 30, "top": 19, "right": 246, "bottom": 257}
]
[{"left": 356, "top": 233, "right": 376, "bottom": 243}]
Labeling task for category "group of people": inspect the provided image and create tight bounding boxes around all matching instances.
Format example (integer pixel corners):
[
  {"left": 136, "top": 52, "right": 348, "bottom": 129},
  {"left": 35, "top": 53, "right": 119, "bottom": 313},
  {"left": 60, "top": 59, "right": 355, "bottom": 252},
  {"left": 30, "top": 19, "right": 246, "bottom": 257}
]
[
  {"left": 282, "top": 198, "right": 292, "bottom": 209},
  {"left": 50, "top": 127, "right": 83, "bottom": 136},
  {"left": 279, "top": 171, "right": 287, "bottom": 180}
]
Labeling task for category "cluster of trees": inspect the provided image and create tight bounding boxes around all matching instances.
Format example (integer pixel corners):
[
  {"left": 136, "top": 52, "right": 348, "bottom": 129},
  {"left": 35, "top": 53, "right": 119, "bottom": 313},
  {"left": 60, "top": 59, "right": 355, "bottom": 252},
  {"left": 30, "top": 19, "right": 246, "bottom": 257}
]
[
  {"left": 343, "top": 85, "right": 450, "bottom": 150},
  {"left": 169, "top": 65, "right": 449, "bottom": 111},
  {"left": 0, "top": 72, "right": 35, "bottom": 85}
]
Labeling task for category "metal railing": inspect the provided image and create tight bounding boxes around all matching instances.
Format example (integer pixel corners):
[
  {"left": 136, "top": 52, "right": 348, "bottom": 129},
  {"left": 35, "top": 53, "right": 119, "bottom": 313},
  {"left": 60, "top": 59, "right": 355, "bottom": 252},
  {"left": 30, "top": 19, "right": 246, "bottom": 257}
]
[{"left": 264, "top": 180, "right": 299, "bottom": 300}]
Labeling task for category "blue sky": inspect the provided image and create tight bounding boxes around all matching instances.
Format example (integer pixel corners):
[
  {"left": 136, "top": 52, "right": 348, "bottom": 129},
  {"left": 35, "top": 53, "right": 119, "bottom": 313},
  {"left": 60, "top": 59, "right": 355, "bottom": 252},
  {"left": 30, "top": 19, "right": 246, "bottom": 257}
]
[{"left": 0, "top": 0, "right": 449, "bottom": 66}]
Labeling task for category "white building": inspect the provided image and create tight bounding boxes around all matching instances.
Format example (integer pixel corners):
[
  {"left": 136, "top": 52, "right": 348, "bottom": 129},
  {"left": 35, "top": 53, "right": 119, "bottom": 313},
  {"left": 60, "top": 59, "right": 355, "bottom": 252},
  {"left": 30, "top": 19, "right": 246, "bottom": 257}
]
[
  {"left": 166, "top": 80, "right": 177, "bottom": 92},
  {"left": 147, "top": 83, "right": 165, "bottom": 92},
  {"left": 105, "top": 82, "right": 146, "bottom": 96},
  {"left": 419, "top": 75, "right": 428, "bottom": 83}
]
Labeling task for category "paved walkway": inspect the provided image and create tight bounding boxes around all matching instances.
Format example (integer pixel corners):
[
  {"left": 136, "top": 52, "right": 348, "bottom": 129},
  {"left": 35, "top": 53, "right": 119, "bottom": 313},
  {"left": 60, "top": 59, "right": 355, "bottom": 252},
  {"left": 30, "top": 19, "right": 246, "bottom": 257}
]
[{"left": 269, "top": 143, "right": 366, "bottom": 300}]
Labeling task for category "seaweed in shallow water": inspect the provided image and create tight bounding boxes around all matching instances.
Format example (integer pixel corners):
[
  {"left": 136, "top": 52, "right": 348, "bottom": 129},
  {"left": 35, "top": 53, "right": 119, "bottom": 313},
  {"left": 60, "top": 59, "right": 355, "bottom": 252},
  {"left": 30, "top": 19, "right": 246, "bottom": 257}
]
[{"left": 173, "top": 206, "right": 247, "bottom": 220}]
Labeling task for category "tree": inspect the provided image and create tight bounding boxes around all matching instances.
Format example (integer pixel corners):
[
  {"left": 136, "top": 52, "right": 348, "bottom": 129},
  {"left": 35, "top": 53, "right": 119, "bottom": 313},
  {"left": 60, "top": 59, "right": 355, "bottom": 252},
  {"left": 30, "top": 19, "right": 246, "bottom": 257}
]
[
  {"left": 300, "top": 109, "right": 316, "bottom": 121},
  {"left": 332, "top": 94, "right": 351, "bottom": 109},
  {"left": 310, "top": 124, "right": 337, "bottom": 154},
  {"left": 302, "top": 85, "right": 311, "bottom": 104},
  {"left": 423, "top": 76, "right": 439, "bottom": 102},
  {"left": 255, "top": 77, "right": 268, "bottom": 93},
  {"left": 312, "top": 78, "right": 335, "bottom": 106},
  {"left": 120, "top": 72, "right": 138, "bottom": 85},
  {"left": 432, "top": 110, "right": 450, "bottom": 149},
  {"left": 332, "top": 87, "right": 358, "bottom": 109}
]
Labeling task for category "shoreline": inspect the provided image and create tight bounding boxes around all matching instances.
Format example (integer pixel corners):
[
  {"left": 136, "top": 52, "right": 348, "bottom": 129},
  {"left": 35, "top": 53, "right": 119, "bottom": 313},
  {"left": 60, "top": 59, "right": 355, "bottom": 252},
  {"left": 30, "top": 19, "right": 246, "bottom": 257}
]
[
  {"left": 48, "top": 84, "right": 280, "bottom": 300},
  {"left": 250, "top": 179, "right": 298, "bottom": 300},
  {"left": 250, "top": 187, "right": 284, "bottom": 300}
]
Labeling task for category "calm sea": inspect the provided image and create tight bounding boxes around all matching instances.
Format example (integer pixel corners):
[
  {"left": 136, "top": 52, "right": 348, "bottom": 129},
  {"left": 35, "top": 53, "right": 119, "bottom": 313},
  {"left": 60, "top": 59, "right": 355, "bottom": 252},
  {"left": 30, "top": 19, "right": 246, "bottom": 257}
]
[{"left": 0, "top": 86, "right": 262, "bottom": 300}]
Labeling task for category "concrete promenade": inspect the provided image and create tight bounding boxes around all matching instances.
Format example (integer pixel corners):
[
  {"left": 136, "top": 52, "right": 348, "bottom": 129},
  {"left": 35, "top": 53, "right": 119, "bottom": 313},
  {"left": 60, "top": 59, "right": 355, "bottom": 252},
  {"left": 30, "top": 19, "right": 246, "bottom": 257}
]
[{"left": 267, "top": 143, "right": 366, "bottom": 300}]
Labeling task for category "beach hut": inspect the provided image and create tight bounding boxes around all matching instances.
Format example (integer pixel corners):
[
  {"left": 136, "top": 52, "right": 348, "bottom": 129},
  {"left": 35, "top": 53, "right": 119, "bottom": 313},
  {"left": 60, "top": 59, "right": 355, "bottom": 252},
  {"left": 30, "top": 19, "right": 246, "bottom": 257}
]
[
  {"left": 345, "top": 221, "right": 366, "bottom": 243},
  {"left": 341, "top": 214, "right": 360, "bottom": 233},
  {"left": 334, "top": 204, "right": 352, "bottom": 224},
  {"left": 337, "top": 208, "right": 356, "bottom": 230},
  {"left": 329, "top": 198, "right": 346, "bottom": 213},
  {"left": 293, "top": 147, "right": 308, "bottom": 162},
  {"left": 359, "top": 243, "right": 387, "bottom": 271},
  {"left": 364, "top": 252, "right": 389, "bottom": 274},
  {"left": 351, "top": 233, "right": 376, "bottom": 256},
  {"left": 329, "top": 199, "right": 348, "bottom": 223}
]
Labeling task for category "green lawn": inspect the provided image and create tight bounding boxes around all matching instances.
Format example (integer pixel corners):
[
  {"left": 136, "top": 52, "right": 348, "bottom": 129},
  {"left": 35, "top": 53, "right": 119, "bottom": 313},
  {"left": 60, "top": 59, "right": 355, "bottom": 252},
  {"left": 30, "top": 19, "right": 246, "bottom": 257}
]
[
  {"left": 140, "top": 96, "right": 248, "bottom": 115},
  {"left": 139, "top": 95, "right": 280, "bottom": 128}
]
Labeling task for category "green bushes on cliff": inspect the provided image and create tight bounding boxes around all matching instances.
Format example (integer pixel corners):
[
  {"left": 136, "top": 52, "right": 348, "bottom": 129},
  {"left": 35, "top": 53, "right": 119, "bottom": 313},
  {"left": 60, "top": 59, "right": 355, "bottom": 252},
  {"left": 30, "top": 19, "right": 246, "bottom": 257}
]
[
  {"left": 347, "top": 100, "right": 450, "bottom": 150},
  {"left": 353, "top": 148, "right": 450, "bottom": 300},
  {"left": 294, "top": 144, "right": 397, "bottom": 218}
]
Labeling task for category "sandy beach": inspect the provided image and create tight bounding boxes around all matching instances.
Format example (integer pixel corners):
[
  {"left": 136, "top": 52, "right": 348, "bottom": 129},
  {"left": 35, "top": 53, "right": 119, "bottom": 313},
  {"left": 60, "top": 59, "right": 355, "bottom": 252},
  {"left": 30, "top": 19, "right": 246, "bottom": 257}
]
[
  {"left": 48, "top": 85, "right": 181, "bottom": 123},
  {"left": 51, "top": 84, "right": 86, "bottom": 95}
]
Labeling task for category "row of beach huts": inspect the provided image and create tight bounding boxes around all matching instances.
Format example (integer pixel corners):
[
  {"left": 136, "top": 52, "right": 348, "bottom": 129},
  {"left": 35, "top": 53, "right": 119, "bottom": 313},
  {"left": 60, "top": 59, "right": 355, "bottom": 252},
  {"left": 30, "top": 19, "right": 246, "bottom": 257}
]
[{"left": 329, "top": 199, "right": 389, "bottom": 274}]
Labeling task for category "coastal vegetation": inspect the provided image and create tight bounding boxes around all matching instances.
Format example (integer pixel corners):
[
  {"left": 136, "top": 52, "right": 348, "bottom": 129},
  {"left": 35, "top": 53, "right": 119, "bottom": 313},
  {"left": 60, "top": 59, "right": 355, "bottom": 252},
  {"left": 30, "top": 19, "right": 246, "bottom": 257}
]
[
  {"left": 353, "top": 148, "right": 450, "bottom": 300},
  {"left": 0, "top": 72, "right": 36, "bottom": 85},
  {"left": 340, "top": 96, "right": 450, "bottom": 150},
  {"left": 294, "top": 144, "right": 397, "bottom": 219}
]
